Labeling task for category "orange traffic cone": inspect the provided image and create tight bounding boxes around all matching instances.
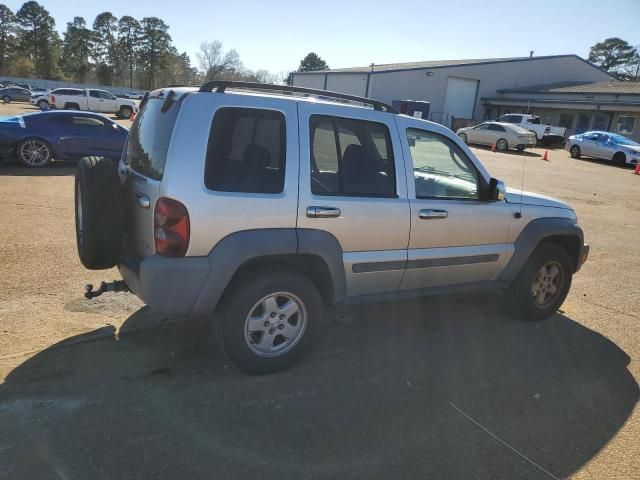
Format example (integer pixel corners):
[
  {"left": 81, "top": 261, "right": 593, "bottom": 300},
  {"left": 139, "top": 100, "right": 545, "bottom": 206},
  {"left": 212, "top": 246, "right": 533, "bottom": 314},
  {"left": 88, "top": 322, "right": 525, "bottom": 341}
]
[
  {"left": 542, "top": 150, "right": 549, "bottom": 161},
  {"left": 634, "top": 163, "right": 640, "bottom": 175},
  {"left": 491, "top": 142, "right": 496, "bottom": 152}
]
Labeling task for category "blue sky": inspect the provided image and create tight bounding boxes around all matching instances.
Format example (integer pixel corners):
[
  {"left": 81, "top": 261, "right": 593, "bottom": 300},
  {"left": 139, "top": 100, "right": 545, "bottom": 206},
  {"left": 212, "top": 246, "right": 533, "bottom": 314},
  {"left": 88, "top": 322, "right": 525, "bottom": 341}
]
[{"left": 5, "top": 0, "right": 640, "bottom": 73}]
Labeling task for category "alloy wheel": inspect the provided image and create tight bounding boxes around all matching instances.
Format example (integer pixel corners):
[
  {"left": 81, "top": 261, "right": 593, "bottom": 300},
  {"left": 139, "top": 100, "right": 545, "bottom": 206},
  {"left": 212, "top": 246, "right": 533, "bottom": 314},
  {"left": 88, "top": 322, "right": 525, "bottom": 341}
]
[
  {"left": 19, "top": 140, "right": 50, "bottom": 167},
  {"left": 531, "top": 261, "right": 563, "bottom": 308},
  {"left": 244, "top": 292, "right": 307, "bottom": 357}
]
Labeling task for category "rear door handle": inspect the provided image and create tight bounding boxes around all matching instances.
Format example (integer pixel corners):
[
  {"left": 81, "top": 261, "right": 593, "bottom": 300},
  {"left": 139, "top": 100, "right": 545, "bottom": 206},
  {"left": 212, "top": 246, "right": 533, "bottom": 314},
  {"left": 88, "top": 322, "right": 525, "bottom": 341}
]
[
  {"left": 306, "top": 206, "right": 341, "bottom": 218},
  {"left": 136, "top": 194, "right": 150, "bottom": 209},
  {"left": 419, "top": 208, "right": 448, "bottom": 219}
]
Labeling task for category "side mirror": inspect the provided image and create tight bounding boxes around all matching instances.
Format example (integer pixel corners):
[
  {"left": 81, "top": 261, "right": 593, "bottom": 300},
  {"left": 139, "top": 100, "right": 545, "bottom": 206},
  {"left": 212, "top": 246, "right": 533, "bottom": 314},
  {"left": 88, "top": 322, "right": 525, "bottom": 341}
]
[{"left": 488, "top": 177, "right": 506, "bottom": 201}]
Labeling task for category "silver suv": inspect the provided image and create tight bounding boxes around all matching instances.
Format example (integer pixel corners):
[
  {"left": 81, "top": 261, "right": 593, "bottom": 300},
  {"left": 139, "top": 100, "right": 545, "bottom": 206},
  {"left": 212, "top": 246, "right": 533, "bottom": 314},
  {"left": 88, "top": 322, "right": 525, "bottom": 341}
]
[{"left": 74, "top": 82, "right": 589, "bottom": 374}]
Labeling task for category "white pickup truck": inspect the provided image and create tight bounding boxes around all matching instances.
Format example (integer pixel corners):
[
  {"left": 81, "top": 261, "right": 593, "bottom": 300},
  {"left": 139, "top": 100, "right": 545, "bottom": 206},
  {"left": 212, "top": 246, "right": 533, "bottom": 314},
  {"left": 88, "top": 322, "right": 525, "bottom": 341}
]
[
  {"left": 497, "top": 114, "right": 566, "bottom": 145},
  {"left": 48, "top": 88, "right": 138, "bottom": 119}
]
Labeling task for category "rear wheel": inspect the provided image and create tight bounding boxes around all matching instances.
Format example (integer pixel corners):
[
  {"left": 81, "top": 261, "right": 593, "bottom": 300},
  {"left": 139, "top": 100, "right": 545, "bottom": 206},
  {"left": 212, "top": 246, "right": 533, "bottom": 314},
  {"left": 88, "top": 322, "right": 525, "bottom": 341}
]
[
  {"left": 496, "top": 138, "right": 508, "bottom": 152},
  {"left": 506, "top": 242, "right": 573, "bottom": 321},
  {"left": 570, "top": 145, "right": 581, "bottom": 158},
  {"left": 459, "top": 133, "right": 468, "bottom": 144},
  {"left": 613, "top": 152, "right": 626, "bottom": 166},
  {"left": 219, "top": 270, "right": 322, "bottom": 374},
  {"left": 75, "top": 157, "right": 124, "bottom": 269},
  {"left": 2, "top": 95, "right": 10, "bottom": 103},
  {"left": 17, "top": 138, "right": 52, "bottom": 167}
]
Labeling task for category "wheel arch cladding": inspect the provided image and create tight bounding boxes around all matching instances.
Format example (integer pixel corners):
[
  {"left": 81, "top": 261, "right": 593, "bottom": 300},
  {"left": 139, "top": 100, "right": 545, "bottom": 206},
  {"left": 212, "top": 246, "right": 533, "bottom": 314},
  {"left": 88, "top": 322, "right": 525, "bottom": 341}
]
[
  {"left": 190, "top": 228, "right": 345, "bottom": 317},
  {"left": 500, "top": 217, "right": 584, "bottom": 282}
]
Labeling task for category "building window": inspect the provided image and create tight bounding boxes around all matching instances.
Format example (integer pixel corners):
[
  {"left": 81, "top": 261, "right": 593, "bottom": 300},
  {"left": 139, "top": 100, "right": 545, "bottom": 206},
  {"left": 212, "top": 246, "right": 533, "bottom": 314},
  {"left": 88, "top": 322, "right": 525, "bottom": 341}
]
[
  {"left": 558, "top": 113, "right": 575, "bottom": 129},
  {"left": 616, "top": 116, "right": 636, "bottom": 135}
]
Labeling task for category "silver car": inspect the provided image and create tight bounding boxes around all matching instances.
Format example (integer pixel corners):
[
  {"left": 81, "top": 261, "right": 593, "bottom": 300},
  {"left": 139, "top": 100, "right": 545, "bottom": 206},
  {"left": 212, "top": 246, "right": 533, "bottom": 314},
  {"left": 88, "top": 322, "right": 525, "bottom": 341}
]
[
  {"left": 457, "top": 121, "right": 536, "bottom": 151},
  {"left": 566, "top": 131, "right": 640, "bottom": 165}
]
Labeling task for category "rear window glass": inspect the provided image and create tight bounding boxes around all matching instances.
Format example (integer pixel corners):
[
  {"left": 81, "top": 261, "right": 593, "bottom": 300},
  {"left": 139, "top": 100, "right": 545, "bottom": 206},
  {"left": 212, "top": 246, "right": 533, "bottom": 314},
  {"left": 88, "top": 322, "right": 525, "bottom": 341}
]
[
  {"left": 125, "top": 97, "right": 181, "bottom": 180},
  {"left": 204, "top": 107, "right": 286, "bottom": 194}
]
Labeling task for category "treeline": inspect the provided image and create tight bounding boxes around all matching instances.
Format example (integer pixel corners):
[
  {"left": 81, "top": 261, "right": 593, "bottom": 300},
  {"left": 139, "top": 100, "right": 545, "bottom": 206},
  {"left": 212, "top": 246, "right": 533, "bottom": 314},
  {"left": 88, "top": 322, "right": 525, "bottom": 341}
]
[{"left": 0, "top": 1, "right": 283, "bottom": 90}]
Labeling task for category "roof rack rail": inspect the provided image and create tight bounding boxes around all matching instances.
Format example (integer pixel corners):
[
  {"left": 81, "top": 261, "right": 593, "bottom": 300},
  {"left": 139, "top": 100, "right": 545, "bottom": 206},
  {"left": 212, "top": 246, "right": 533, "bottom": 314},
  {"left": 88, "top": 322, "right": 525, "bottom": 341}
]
[{"left": 198, "top": 80, "right": 397, "bottom": 113}]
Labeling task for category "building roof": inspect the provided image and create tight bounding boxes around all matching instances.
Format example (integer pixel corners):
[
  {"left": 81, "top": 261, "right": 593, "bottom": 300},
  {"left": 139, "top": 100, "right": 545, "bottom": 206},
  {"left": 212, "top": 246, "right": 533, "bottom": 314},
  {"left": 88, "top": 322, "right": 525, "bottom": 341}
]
[
  {"left": 294, "top": 54, "right": 599, "bottom": 75},
  {"left": 498, "top": 80, "right": 640, "bottom": 95}
]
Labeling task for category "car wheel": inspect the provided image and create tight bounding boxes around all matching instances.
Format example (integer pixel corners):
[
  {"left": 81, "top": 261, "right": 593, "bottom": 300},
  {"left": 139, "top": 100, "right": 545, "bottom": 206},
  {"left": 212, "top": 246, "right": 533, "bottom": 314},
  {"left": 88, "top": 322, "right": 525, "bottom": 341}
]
[
  {"left": 75, "top": 157, "right": 124, "bottom": 269},
  {"left": 17, "top": 138, "right": 53, "bottom": 168},
  {"left": 569, "top": 145, "right": 581, "bottom": 159},
  {"left": 496, "top": 138, "right": 508, "bottom": 152},
  {"left": 2, "top": 95, "right": 11, "bottom": 103},
  {"left": 459, "top": 133, "right": 468, "bottom": 144},
  {"left": 37, "top": 99, "right": 48, "bottom": 109},
  {"left": 505, "top": 242, "right": 573, "bottom": 321},
  {"left": 119, "top": 106, "right": 133, "bottom": 119},
  {"left": 219, "top": 270, "right": 322, "bottom": 374},
  {"left": 613, "top": 152, "right": 626, "bottom": 166},
  {"left": 516, "top": 145, "right": 525, "bottom": 151}
]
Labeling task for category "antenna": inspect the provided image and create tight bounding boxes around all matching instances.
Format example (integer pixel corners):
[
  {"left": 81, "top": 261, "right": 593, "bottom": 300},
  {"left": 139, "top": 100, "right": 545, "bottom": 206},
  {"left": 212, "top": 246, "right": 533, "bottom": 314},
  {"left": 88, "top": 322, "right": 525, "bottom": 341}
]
[{"left": 516, "top": 100, "right": 531, "bottom": 219}]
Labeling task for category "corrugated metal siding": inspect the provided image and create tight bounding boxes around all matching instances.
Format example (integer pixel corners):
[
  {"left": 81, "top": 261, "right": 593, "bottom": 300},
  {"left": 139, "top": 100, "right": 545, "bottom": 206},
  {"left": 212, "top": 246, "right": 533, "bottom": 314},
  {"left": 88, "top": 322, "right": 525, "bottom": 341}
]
[
  {"left": 326, "top": 74, "right": 368, "bottom": 96},
  {"left": 292, "top": 73, "right": 325, "bottom": 89}
]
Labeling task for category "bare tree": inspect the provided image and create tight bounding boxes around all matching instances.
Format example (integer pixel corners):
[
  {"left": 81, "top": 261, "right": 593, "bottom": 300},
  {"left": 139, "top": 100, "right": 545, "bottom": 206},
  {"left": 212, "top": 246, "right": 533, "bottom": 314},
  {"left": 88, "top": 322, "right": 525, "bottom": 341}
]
[{"left": 197, "top": 40, "right": 241, "bottom": 80}]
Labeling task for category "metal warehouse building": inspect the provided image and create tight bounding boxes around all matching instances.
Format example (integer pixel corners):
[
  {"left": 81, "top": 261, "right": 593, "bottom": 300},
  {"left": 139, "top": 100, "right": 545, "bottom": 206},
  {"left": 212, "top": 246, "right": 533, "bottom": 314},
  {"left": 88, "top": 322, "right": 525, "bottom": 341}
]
[{"left": 291, "top": 55, "right": 640, "bottom": 141}]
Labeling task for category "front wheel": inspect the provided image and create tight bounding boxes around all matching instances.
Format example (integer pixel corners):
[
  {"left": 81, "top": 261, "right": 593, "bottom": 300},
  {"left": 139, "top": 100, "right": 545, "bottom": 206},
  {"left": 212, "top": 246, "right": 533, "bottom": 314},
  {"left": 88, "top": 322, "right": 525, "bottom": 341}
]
[
  {"left": 570, "top": 145, "right": 581, "bottom": 159},
  {"left": 37, "top": 99, "right": 49, "bottom": 109},
  {"left": 119, "top": 106, "right": 133, "bottom": 119},
  {"left": 219, "top": 270, "right": 322, "bottom": 374},
  {"left": 496, "top": 138, "right": 508, "bottom": 152},
  {"left": 2, "top": 95, "right": 10, "bottom": 103},
  {"left": 613, "top": 152, "right": 626, "bottom": 166},
  {"left": 459, "top": 133, "right": 468, "bottom": 144},
  {"left": 505, "top": 242, "right": 573, "bottom": 321},
  {"left": 17, "top": 138, "right": 53, "bottom": 167}
]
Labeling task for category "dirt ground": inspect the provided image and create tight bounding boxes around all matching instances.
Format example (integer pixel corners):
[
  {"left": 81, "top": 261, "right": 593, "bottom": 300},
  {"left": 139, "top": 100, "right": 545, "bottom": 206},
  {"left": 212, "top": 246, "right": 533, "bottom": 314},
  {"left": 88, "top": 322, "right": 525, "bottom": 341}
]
[{"left": 0, "top": 101, "right": 638, "bottom": 479}]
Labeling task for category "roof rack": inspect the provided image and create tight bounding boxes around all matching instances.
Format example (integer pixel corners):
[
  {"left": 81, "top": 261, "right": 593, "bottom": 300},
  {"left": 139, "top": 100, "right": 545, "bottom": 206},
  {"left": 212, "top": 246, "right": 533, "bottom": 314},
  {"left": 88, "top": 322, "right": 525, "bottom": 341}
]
[{"left": 198, "top": 80, "right": 397, "bottom": 113}]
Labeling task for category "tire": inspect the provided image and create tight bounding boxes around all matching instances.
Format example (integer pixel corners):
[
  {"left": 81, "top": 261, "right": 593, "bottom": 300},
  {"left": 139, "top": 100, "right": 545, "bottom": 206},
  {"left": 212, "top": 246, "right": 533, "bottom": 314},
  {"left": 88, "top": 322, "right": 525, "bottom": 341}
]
[
  {"left": 119, "top": 106, "right": 133, "bottom": 119},
  {"left": 219, "top": 270, "right": 323, "bottom": 374},
  {"left": 459, "top": 133, "right": 468, "bottom": 144},
  {"left": 496, "top": 138, "right": 508, "bottom": 152},
  {"left": 505, "top": 242, "right": 573, "bottom": 321},
  {"left": 75, "top": 156, "right": 124, "bottom": 270},
  {"left": 16, "top": 138, "right": 53, "bottom": 168},
  {"left": 37, "top": 99, "right": 48, "bottom": 109},
  {"left": 516, "top": 145, "right": 525, "bottom": 151},
  {"left": 569, "top": 145, "right": 581, "bottom": 159},
  {"left": 2, "top": 95, "right": 10, "bottom": 103},
  {"left": 613, "top": 152, "right": 626, "bottom": 166}
]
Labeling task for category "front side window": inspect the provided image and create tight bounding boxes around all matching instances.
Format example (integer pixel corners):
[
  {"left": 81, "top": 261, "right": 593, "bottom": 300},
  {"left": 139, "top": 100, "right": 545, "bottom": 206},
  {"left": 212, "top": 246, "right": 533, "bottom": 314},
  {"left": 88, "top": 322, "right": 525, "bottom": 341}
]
[
  {"left": 616, "top": 116, "right": 636, "bottom": 135},
  {"left": 309, "top": 115, "right": 396, "bottom": 197},
  {"left": 474, "top": 124, "right": 489, "bottom": 130},
  {"left": 71, "top": 116, "right": 105, "bottom": 128},
  {"left": 205, "top": 107, "right": 285, "bottom": 194},
  {"left": 407, "top": 128, "right": 479, "bottom": 200}
]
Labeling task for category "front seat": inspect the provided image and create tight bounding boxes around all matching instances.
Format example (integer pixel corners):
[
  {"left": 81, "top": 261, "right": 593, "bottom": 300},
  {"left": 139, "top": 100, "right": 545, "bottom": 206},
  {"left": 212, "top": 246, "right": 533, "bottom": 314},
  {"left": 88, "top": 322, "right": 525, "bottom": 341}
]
[{"left": 341, "top": 144, "right": 388, "bottom": 195}]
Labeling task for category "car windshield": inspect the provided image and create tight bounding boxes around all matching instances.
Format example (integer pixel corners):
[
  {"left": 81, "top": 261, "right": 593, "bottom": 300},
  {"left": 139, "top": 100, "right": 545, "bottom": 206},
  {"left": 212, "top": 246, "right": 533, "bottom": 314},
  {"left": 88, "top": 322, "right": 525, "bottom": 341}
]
[{"left": 608, "top": 133, "right": 639, "bottom": 146}]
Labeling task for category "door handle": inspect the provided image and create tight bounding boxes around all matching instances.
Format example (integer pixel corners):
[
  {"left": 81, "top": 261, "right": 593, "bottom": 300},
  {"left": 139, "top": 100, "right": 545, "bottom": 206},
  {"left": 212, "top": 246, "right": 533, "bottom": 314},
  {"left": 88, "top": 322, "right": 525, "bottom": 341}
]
[
  {"left": 419, "top": 208, "right": 448, "bottom": 219},
  {"left": 306, "top": 206, "right": 341, "bottom": 218},
  {"left": 136, "top": 194, "right": 150, "bottom": 209}
]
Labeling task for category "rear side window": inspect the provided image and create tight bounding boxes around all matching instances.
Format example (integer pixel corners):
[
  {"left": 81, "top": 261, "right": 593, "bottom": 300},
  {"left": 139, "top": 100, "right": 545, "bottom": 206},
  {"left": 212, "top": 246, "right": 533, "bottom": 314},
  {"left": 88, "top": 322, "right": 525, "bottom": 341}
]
[
  {"left": 487, "top": 124, "right": 505, "bottom": 132},
  {"left": 125, "top": 97, "right": 181, "bottom": 180},
  {"left": 310, "top": 115, "right": 396, "bottom": 197},
  {"left": 204, "top": 107, "right": 286, "bottom": 194}
]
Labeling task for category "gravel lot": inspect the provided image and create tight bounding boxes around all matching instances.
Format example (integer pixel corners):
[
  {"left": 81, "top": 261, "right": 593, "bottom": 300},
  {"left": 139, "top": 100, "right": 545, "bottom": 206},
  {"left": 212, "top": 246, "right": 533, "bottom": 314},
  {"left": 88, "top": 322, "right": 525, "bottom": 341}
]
[{"left": 0, "top": 102, "right": 638, "bottom": 479}]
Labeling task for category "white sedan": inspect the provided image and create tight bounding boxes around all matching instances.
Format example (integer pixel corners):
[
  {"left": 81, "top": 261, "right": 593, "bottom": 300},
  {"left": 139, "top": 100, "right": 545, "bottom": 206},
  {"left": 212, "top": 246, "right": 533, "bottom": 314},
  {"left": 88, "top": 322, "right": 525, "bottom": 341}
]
[{"left": 457, "top": 121, "right": 537, "bottom": 151}]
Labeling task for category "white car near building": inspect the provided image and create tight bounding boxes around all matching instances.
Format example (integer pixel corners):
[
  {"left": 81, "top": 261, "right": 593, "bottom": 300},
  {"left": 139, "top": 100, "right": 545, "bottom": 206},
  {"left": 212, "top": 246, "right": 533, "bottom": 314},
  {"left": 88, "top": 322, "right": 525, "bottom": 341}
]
[{"left": 457, "top": 121, "right": 537, "bottom": 151}]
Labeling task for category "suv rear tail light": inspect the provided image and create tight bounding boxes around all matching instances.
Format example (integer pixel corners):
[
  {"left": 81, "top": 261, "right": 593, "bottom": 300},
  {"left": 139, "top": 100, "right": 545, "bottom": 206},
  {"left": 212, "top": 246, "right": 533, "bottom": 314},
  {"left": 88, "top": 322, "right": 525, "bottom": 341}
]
[
  {"left": 50, "top": 95, "right": 55, "bottom": 104},
  {"left": 154, "top": 197, "right": 190, "bottom": 257}
]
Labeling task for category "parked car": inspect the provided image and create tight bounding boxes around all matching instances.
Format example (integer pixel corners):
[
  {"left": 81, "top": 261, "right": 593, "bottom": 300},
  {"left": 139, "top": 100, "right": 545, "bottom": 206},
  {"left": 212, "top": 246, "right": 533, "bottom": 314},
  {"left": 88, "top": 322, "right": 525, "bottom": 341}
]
[
  {"left": 497, "top": 114, "right": 566, "bottom": 145},
  {"left": 29, "top": 92, "right": 50, "bottom": 109},
  {"left": 566, "top": 131, "right": 640, "bottom": 165},
  {"left": 457, "top": 121, "right": 536, "bottom": 151},
  {"left": 0, "top": 86, "right": 32, "bottom": 103},
  {"left": 49, "top": 88, "right": 138, "bottom": 118},
  {"left": 10, "top": 83, "right": 31, "bottom": 90},
  {"left": 124, "top": 92, "right": 144, "bottom": 99},
  {"left": 30, "top": 87, "right": 49, "bottom": 94},
  {"left": 74, "top": 82, "right": 589, "bottom": 374},
  {"left": 0, "top": 110, "right": 128, "bottom": 167}
]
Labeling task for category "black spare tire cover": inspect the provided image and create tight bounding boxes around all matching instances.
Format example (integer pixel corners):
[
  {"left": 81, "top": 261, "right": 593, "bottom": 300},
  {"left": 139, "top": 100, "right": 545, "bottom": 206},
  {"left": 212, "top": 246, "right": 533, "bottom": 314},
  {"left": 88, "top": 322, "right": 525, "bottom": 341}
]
[{"left": 75, "top": 156, "right": 124, "bottom": 270}]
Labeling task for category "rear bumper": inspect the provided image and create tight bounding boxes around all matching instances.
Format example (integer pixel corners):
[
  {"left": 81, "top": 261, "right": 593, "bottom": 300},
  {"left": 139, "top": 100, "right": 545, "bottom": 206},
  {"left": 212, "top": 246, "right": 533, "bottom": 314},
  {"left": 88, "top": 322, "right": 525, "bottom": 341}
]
[{"left": 119, "top": 253, "right": 210, "bottom": 317}]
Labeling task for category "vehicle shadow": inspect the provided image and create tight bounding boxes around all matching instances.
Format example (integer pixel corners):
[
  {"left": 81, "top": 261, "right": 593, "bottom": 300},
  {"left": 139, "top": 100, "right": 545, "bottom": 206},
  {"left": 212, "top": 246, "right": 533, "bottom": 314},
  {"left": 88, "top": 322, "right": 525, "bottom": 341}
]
[
  {"left": 572, "top": 156, "right": 636, "bottom": 170},
  {"left": 0, "top": 292, "right": 637, "bottom": 479},
  {"left": 471, "top": 145, "right": 541, "bottom": 157},
  {"left": 0, "top": 160, "right": 76, "bottom": 176}
]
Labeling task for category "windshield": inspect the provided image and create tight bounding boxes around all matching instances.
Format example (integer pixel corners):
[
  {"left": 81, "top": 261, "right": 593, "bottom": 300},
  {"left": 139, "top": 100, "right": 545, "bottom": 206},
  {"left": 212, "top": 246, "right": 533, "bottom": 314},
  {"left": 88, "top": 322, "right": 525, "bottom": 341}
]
[{"left": 609, "top": 133, "right": 639, "bottom": 146}]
